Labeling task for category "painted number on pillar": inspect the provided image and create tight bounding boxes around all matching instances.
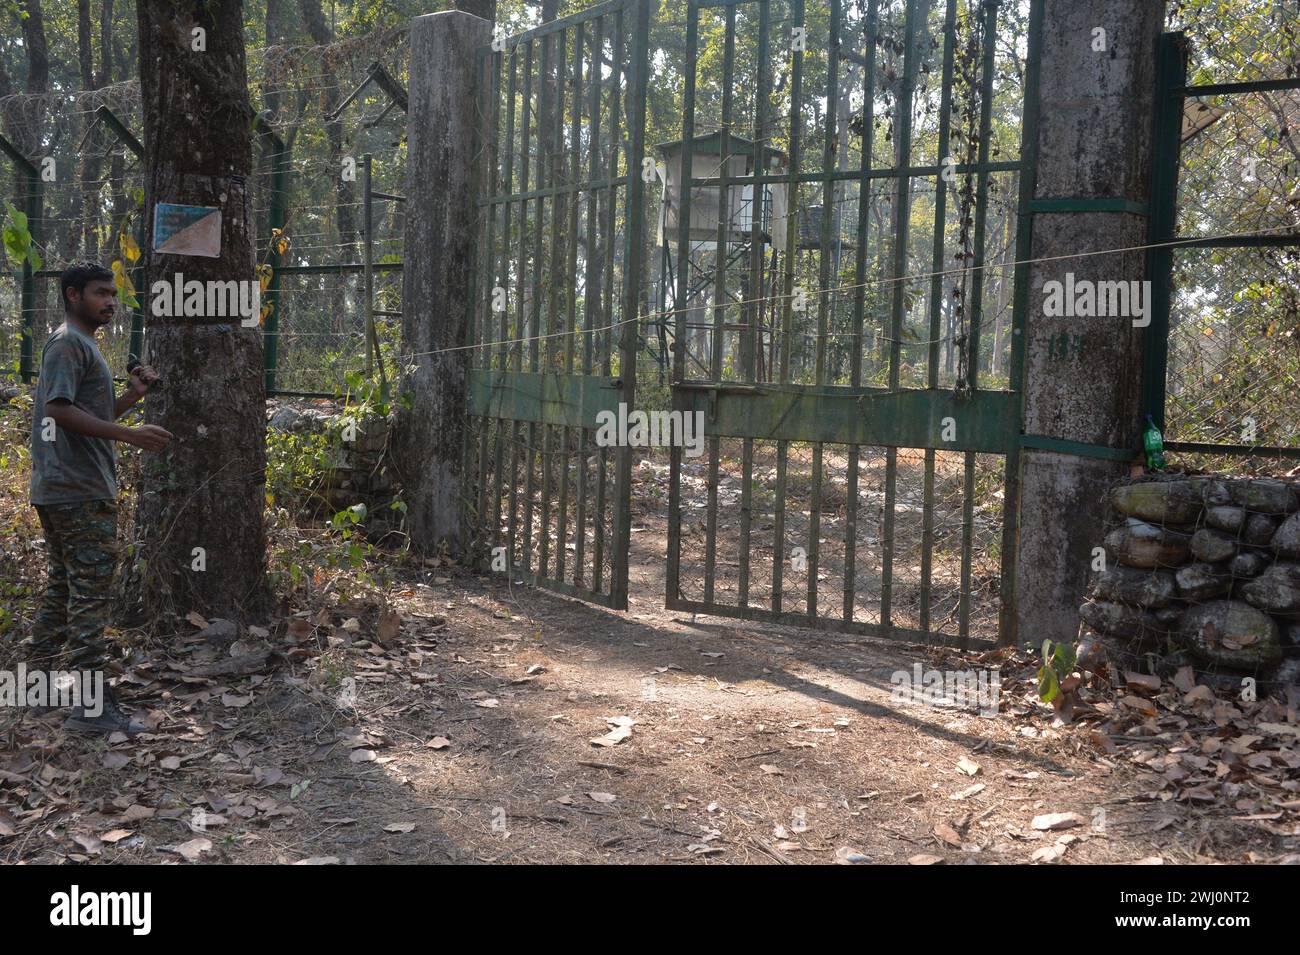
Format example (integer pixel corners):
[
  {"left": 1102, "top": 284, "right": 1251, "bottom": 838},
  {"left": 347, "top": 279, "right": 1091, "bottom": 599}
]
[{"left": 1046, "top": 332, "right": 1082, "bottom": 362}]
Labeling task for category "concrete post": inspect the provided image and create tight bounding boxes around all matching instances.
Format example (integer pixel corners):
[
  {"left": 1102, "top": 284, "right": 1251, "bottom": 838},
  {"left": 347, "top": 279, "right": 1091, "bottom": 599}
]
[
  {"left": 1014, "top": 1, "right": 1168, "bottom": 645},
  {"left": 392, "top": 10, "right": 493, "bottom": 554}
]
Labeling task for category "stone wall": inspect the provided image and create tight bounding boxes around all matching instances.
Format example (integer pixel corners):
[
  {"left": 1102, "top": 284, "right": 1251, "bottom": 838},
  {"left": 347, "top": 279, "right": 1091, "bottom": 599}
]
[
  {"left": 267, "top": 399, "right": 400, "bottom": 536},
  {"left": 1079, "top": 475, "right": 1300, "bottom": 690}
]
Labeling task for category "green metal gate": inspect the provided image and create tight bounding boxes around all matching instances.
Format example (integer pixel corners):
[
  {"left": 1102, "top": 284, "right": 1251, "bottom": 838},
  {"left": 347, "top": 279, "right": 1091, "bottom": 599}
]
[
  {"left": 466, "top": 0, "right": 652, "bottom": 608},
  {"left": 663, "top": 0, "right": 1042, "bottom": 648},
  {"left": 1145, "top": 31, "right": 1300, "bottom": 464}
]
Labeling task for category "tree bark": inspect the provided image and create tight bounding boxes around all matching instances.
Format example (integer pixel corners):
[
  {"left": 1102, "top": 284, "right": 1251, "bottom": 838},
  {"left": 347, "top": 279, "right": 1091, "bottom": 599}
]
[
  {"left": 19, "top": 0, "right": 49, "bottom": 105},
  {"left": 97, "top": 0, "right": 114, "bottom": 88},
  {"left": 133, "top": 0, "right": 271, "bottom": 622}
]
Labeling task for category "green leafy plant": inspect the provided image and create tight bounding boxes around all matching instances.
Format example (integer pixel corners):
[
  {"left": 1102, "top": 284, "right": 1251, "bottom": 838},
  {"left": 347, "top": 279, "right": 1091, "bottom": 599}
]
[
  {"left": 1036, "top": 638, "right": 1079, "bottom": 705},
  {"left": 2, "top": 200, "right": 42, "bottom": 271},
  {"left": 107, "top": 217, "right": 143, "bottom": 308}
]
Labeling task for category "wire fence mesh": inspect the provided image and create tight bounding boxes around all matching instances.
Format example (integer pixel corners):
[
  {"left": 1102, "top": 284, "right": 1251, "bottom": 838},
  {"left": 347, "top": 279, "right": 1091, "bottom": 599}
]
[
  {"left": 0, "top": 25, "right": 410, "bottom": 397},
  {"left": 1163, "top": 80, "right": 1300, "bottom": 471}
]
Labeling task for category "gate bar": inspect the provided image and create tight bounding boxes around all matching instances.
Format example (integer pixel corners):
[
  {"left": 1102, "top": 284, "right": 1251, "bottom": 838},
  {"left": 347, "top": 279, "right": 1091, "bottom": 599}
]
[
  {"left": 771, "top": 0, "right": 805, "bottom": 616},
  {"left": 667, "top": 0, "right": 701, "bottom": 607},
  {"left": 612, "top": 0, "right": 650, "bottom": 608},
  {"left": 921, "top": 0, "right": 959, "bottom": 635},
  {"left": 1143, "top": 32, "right": 1189, "bottom": 432},
  {"left": 844, "top": 0, "right": 881, "bottom": 625}
]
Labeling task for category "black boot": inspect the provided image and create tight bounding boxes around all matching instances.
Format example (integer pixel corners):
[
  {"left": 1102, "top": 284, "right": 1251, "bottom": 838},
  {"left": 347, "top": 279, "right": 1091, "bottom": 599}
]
[{"left": 64, "top": 685, "right": 150, "bottom": 735}]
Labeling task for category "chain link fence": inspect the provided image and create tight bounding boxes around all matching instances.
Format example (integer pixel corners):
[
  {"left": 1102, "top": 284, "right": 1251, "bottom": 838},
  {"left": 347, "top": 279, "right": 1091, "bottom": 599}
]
[{"left": 1, "top": 26, "right": 409, "bottom": 397}]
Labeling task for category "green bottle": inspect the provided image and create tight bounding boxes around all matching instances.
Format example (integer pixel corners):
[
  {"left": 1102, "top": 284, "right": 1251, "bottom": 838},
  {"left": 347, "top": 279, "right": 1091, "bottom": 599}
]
[{"left": 1143, "top": 414, "right": 1166, "bottom": 471}]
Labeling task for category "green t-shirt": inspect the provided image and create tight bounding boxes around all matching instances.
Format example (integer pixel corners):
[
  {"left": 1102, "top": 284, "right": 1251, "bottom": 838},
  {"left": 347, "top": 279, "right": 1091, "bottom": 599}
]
[{"left": 29, "top": 323, "right": 118, "bottom": 505}]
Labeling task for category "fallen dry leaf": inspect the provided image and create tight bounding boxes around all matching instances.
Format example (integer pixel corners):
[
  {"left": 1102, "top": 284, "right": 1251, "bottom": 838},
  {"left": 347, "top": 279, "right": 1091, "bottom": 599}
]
[
  {"left": 834, "top": 846, "right": 869, "bottom": 864},
  {"left": 118, "top": 805, "right": 155, "bottom": 823},
  {"left": 1124, "top": 671, "right": 1161, "bottom": 691},
  {"left": 1032, "top": 812, "right": 1086, "bottom": 831},
  {"left": 590, "top": 725, "right": 632, "bottom": 747},
  {"left": 377, "top": 609, "right": 401, "bottom": 648},
  {"left": 1120, "top": 695, "right": 1158, "bottom": 717},
  {"left": 1031, "top": 843, "right": 1067, "bottom": 863},
  {"left": 72, "top": 833, "right": 103, "bottom": 855},
  {"left": 1259, "top": 723, "right": 1300, "bottom": 738},
  {"left": 174, "top": 838, "right": 212, "bottom": 862},
  {"left": 934, "top": 822, "right": 963, "bottom": 847}
]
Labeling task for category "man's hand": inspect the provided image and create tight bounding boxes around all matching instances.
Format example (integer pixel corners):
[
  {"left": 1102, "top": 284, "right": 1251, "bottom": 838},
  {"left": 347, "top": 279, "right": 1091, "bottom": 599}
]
[
  {"left": 128, "top": 424, "right": 173, "bottom": 452},
  {"left": 129, "top": 363, "right": 160, "bottom": 396},
  {"left": 45, "top": 401, "right": 173, "bottom": 451}
]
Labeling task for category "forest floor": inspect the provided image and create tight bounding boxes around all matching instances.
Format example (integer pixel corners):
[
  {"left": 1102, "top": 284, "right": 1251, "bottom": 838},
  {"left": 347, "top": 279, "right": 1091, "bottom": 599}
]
[{"left": 1, "top": 411, "right": 1298, "bottom": 864}]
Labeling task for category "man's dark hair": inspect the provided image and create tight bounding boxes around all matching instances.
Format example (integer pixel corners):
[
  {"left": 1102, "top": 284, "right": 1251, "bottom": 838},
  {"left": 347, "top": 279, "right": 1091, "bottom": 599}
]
[{"left": 60, "top": 262, "right": 115, "bottom": 313}]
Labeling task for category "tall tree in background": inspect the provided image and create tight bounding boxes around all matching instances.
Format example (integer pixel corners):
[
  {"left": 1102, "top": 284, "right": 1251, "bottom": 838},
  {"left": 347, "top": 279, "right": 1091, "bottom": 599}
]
[
  {"left": 299, "top": 0, "right": 357, "bottom": 261},
  {"left": 134, "top": 0, "right": 271, "bottom": 621},
  {"left": 76, "top": 0, "right": 102, "bottom": 259},
  {"left": 454, "top": 0, "right": 497, "bottom": 20},
  {"left": 1, "top": 0, "right": 49, "bottom": 225}
]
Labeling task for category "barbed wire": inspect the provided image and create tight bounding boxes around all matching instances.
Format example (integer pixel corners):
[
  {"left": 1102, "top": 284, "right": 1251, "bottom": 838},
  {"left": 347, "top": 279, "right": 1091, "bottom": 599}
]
[{"left": 410, "top": 221, "right": 1300, "bottom": 361}]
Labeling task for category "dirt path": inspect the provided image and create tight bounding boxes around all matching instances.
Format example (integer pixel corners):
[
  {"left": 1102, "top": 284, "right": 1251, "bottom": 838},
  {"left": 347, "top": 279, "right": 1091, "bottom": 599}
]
[
  {"left": 9, "top": 553, "right": 1290, "bottom": 865},
  {"left": 3, "top": 469, "right": 1297, "bottom": 864}
]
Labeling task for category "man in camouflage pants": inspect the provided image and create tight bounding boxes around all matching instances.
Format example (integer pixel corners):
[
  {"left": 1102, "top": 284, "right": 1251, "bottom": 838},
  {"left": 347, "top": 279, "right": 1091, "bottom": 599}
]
[{"left": 27, "top": 262, "right": 173, "bottom": 734}]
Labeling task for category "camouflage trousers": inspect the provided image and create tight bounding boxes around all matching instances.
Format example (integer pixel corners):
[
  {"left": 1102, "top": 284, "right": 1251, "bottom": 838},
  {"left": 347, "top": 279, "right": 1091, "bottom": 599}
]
[{"left": 27, "top": 499, "right": 119, "bottom": 671}]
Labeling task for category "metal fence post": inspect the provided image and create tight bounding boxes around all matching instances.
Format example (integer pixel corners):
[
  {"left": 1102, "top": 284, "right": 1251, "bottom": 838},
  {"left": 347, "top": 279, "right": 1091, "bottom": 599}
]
[
  {"left": 21, "top": 170, "right": 41, "bottom": 383},
  {"left": 1143, "top": 32, "right": 1188, "bottom": 433},
  {"left": 262, "top": 127, "right": 289, "bottom": 394},
  {"left": 1, "top": 133, "right": 41, "bottom": 382},
  {"left": 362, "top": 152, "right": 374, "bottom": 379}
]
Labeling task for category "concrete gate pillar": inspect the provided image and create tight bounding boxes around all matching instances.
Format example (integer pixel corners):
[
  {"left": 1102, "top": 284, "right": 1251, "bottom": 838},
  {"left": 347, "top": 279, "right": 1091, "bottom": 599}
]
[
  {"left": 1013, "top": 0, "right": 1168, "bottom": 645},
  {"left": 392, "top": 10, "right": 494, "bottom": 554}
]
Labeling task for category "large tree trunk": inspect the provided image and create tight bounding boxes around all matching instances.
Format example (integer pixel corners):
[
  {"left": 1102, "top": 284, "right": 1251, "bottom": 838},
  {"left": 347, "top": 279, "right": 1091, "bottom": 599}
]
[{"left": 134, "top": 0, "right": 270, "bottom": 622}]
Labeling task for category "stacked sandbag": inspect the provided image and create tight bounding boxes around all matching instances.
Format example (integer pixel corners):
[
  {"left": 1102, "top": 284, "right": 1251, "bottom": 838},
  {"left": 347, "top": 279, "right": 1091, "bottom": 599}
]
[{"left": 1078, "top": 476, "right": 1300, "bottom": 685}]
